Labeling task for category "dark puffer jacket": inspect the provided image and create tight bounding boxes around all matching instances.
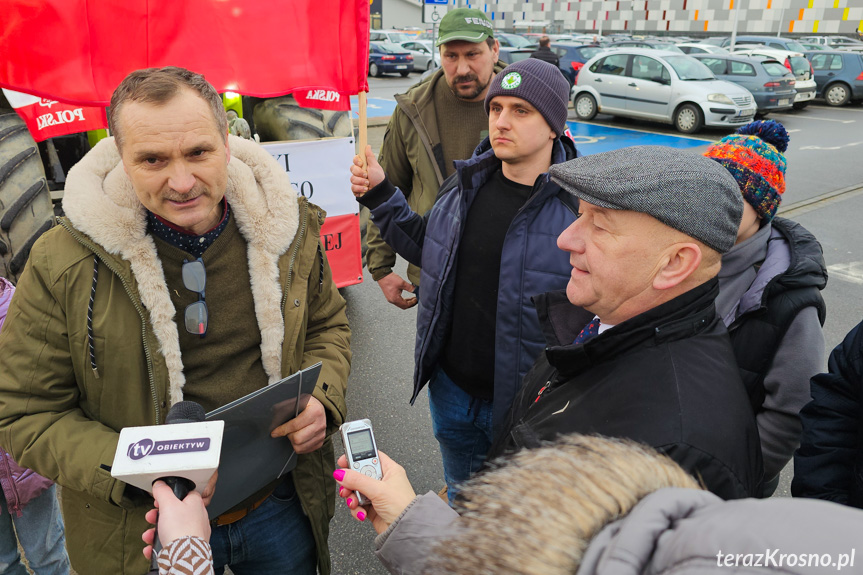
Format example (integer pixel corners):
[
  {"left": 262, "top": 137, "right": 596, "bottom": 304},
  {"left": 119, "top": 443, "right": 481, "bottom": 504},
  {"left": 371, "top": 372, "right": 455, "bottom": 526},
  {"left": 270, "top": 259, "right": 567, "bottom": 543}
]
[
  {"left": 793, "top": 320, "right": 863, "bottom": 507},
  {"left": 718, "top": 217, "right": 827, "bottom": 485},
  {"left": 490, "top": 280, "right": 764, "bottom": 500},
  {"left": 360, "top": 136, "right": 578, "bottom": 432}
]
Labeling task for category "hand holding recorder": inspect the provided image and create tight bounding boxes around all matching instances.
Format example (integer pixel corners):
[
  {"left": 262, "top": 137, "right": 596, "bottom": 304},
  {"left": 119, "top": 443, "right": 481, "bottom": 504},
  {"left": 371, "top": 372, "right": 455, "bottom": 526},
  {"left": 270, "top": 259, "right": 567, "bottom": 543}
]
[{"left": 335, "top": 419, "right": 417, "bottom": 534}]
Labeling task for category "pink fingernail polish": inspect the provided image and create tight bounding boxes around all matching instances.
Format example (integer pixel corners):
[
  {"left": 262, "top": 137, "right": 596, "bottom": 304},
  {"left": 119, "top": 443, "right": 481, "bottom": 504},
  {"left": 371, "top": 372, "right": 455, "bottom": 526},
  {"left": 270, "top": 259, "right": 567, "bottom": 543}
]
[
  {"left": 357, "top": 511, "right": 366, "bottom": 521},
  {"left": 337, "top": 487, "right": 343, "bottom": 497},
  {"left": 347, "top": 498, "right": 353, "bottom": 507},
  {"left": 333, "top": 469, "right": 345, "bottom": 481}
]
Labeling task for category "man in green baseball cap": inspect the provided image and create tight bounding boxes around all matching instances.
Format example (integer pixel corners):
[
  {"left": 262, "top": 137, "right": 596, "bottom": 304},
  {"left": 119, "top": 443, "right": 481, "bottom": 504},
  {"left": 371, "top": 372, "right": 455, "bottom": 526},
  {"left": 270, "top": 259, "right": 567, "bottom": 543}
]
[{"left": 366, "top": 7, "right": 502, "bottom": 312}]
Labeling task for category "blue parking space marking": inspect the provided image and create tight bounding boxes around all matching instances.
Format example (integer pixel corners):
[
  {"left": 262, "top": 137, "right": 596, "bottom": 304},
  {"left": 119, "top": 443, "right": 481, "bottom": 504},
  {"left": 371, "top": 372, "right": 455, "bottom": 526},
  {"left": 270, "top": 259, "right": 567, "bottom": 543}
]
[
  {"left": 566, "top": 121, "right": 711, "bottom": 155},
  {"left": 350, "top": 96, "right": 398, "bottom": 119}
]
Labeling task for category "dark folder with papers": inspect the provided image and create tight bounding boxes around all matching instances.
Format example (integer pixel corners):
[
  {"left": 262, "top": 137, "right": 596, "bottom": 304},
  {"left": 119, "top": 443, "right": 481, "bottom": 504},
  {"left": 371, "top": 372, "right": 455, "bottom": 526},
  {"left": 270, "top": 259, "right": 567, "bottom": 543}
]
[{"left": 204, "top": 362, "right": 321, "bottom": 519}]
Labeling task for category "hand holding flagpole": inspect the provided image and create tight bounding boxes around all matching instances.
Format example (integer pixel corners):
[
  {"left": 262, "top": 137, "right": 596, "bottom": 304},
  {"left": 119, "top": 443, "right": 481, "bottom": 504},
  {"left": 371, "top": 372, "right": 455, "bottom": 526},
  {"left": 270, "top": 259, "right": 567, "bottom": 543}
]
[{"left": 358, "top": 91, "right": 368, "bottom": 171}]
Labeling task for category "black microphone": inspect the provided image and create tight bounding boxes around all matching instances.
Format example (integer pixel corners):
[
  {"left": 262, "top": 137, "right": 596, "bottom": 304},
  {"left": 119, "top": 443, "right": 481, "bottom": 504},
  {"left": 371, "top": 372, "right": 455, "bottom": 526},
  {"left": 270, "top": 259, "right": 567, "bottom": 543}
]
[
  {"left": 148, "top": 401, "right": 208, "bottom": 574},
  {"left": 158, "top": 401, "right": 207, "bottom": 500}
]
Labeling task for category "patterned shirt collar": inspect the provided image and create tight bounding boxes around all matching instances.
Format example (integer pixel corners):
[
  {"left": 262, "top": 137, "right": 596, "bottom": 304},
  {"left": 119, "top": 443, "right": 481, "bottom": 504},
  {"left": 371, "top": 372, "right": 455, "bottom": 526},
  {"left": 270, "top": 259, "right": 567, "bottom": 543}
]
[{"left": 146, "top": 197, "right": 230, "bottom": 258}]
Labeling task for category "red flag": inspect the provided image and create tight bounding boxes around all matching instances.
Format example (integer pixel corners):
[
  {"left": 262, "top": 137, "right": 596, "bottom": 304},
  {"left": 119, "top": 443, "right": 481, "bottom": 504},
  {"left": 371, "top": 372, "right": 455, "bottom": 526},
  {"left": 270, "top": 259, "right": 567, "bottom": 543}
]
[
  {"left": 0, "top": 0, "right": 370, "bottom": 110},
  {"left": 293, "top": 89, "right": 352, "bottom": 112},
  {"left": 2, "top": 89, "right": 108, "bottom": 142},
  {"left": 321, "top": 214, "right": 363, "bottom": 288}
]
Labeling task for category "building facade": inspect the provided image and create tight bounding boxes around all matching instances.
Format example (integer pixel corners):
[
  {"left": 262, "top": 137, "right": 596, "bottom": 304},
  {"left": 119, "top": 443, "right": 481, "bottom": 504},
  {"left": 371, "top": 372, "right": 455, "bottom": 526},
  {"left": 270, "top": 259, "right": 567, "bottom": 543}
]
[{"left": 442, "top": 0, "right": 863, "bottom": 35}]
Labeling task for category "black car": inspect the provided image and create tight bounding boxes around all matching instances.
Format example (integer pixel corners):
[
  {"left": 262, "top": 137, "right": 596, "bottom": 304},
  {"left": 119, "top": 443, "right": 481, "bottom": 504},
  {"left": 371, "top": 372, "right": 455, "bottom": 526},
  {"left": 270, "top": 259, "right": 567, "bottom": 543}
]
[
  {"left": 552, "top": 42, "right": 604, "bottom": 85},
  {"left": 368, "top": 42, "right": 413, "bottom": 77},
  {"left": 497, "top": 33, "right": 536, "bottom": 49},
  {"left": 805, "top": 50, "right": 863, "bottom": 106},
  {"left": 497, "top": 47, "right": 535, "bottom": 65}
]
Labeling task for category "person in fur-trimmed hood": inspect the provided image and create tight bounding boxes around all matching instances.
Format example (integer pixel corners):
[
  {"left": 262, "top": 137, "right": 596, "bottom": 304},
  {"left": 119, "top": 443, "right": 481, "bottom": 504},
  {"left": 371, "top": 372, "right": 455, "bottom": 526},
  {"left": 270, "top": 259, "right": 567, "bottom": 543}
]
[
  {"left": 335, "top": 434, "right": 863, "bottom": 575},
  {"left": 0, "top": 67, "right": 351, "bottom": 575}
]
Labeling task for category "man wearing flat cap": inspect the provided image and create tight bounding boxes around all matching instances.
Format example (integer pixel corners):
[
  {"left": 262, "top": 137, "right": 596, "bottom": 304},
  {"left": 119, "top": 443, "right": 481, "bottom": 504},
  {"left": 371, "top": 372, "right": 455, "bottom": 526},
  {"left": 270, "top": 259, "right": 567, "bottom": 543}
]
[{"left": 489, "top": 146, "right": 763, "bottom": 500}]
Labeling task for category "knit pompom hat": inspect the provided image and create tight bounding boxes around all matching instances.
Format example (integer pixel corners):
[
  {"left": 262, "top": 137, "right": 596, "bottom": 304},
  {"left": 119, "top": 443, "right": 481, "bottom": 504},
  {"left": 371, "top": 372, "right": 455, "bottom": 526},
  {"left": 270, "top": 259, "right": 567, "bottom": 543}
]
[{"left": 703, "top": 119, "right": 789, "bottom": 221}]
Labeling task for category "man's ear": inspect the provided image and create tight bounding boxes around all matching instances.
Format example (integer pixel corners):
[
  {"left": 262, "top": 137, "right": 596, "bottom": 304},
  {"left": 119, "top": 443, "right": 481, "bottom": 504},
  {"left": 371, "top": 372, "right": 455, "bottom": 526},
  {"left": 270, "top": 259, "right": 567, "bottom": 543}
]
[
  {"left": 653, "top": 243, "right": 702, "bottom": 291},
  {"left": 491, "top": 39, "right": 500, "bottom": 62}
]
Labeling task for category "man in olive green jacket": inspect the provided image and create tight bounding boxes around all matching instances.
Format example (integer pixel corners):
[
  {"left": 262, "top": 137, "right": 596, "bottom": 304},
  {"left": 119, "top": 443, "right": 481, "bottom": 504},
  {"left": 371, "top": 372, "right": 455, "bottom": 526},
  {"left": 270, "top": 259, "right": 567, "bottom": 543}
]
[
  {"left": 0, "top": 68, "right": 350, "bottom": 575},
  {"left": 368, "top": 8, "right": 505, "bottom": 309}
]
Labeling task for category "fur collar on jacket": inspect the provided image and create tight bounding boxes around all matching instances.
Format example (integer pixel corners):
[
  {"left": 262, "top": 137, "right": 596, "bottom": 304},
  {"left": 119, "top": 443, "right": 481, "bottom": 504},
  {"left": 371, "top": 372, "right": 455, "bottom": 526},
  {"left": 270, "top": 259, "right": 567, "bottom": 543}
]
[{"left": 62, "top": 135, "right": 300, "bottom": 404}]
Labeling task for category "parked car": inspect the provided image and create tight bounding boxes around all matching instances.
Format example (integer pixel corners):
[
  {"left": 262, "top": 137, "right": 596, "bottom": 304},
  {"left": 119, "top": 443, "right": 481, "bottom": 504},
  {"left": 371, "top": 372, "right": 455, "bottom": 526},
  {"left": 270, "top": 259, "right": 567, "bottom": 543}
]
[
  {"left": 799, "top": 42, "right": 827, "bottom": 51},
  {"left": 800, "top": 35, "right": 863, "bottom": 52},
  {"left": 692, "top": 54, "right": 796, "bottom": 114},
  {"left": 677, "top": 43, "right": 730, "bottom": 55},
  {"left": 368, "top": 42, "right": 413, "bottom": 77},
  {"left": 721, "top": 35, "right": 809, "bottom": 53},
  {"left": 731, "top": 47, "right": 817, "bottom": 108},
  {"left": 700, "top": 37, "right": 729, "bottom": 46},
  {"left": 497, "top": 47, "right": 535, "bottom": 65},
  {"left": 523, "top": 33, "right": 574, "bottom": 43},
  {"left": 370, "top": 30, "right": 416, "bottom": 44},
  {"left": 571, "top": 49, "right": 757, "bottom": 134},
  {"left": 567, "top": 34, "right": 603, "bottom": 44},
  {"left": 805, "top": 50, "right": 863, "bottom": 106},
  {"left": 551, "top": 42, "right": 604, "bottom": 85},
  {"left": 497, "top": 32, "right": 536, "bottom": 49},
  {"left": 398, "top": 40, "right": 440, "bottom": 72},
  {"left": 607, "top": 40, "right": 684, "bottom": 53}
]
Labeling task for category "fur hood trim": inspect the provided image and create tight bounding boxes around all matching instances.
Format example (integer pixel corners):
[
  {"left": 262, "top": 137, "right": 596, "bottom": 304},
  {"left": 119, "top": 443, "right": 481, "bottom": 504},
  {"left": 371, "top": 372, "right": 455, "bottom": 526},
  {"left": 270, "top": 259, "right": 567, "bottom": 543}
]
[{"left": 62, "top": 135, "right": 299, "bottom": 404}]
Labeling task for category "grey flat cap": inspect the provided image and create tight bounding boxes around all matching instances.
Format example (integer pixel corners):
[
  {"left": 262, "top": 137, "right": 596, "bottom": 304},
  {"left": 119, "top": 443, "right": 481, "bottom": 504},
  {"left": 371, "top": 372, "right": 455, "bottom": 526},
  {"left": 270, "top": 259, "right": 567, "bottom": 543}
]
[{"left": 549, "top": 146, "right": 743, "bottom": 253}]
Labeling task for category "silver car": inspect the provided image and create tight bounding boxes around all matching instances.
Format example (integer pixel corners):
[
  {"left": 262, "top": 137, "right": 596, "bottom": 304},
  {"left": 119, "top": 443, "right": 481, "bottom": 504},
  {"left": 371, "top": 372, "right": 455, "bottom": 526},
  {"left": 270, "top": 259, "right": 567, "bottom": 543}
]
[
  {"left": 398, "top": 40, "right": 440, "bottom": 72},
  {"left": 571, "top": 49, "right": 757, "bottom": 134}
]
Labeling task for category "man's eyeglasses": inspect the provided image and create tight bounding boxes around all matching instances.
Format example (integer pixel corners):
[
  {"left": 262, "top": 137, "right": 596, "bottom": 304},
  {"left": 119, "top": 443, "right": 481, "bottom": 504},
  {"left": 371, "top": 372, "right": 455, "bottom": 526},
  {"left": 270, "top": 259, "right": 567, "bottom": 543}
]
[{"left": 182, "top": 258, "right": 207, "bottom": 337}]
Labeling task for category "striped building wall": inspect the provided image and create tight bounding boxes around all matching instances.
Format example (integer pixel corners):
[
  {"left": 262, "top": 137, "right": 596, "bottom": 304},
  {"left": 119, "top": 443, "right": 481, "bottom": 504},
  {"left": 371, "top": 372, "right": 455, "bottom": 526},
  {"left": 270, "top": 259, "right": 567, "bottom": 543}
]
[{"left": 456, "top": 0, "right": 863, "bottom": 35}]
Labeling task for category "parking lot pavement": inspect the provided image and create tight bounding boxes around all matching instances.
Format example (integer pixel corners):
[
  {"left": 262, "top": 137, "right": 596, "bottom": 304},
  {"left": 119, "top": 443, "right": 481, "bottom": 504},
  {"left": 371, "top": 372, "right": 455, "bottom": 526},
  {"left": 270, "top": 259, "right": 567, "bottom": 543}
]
[
  {"left": 568, "top": 103, "right": 863, "bottom": 206},
  {"left": 566, "top": 120, "right": 712, "bottom": 155},
  {"left": 350, "top": 95, "right": 398, "bottom": 120}
]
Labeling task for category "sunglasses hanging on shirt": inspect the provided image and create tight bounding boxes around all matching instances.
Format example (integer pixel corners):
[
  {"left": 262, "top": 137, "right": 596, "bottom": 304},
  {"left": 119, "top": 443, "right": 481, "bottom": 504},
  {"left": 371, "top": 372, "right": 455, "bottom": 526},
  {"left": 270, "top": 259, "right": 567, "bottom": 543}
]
[{"left": 182, "top": 258, "right": 208, "bottom": 338}]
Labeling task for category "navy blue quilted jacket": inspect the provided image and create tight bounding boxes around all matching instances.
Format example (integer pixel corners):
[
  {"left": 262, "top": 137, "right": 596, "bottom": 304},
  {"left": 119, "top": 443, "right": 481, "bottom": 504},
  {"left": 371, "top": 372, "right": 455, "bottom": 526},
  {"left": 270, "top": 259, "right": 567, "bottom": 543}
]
[{"left": 360, "top": 136, "right": 578, "bottom": 432}]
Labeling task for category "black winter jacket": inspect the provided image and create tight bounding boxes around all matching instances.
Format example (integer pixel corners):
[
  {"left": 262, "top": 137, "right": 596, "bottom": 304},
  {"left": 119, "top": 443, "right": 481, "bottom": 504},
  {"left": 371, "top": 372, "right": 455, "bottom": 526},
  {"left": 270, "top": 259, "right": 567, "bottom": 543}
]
[
  {"left": 725, "top": 217, "right": 827, "bottom": 413},
  {"left": 792, "top": 320, "right": 863, "bottom": 507},
  {"left": 530, "top": 46, "right": 560, "bottom": 69},
  {"left": 490, "top": 279, "right": 764, "bottom": 500}
]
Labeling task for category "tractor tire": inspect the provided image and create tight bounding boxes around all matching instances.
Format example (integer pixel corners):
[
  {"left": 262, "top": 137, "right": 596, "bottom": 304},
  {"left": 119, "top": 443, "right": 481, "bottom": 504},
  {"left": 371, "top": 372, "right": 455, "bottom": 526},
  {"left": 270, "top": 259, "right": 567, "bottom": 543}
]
[
  {"left": 0, "top": 111, "right": 53, "bottom": 283},
  {"left": 252, "top": 95, "right": 352, "bottom": 142}
]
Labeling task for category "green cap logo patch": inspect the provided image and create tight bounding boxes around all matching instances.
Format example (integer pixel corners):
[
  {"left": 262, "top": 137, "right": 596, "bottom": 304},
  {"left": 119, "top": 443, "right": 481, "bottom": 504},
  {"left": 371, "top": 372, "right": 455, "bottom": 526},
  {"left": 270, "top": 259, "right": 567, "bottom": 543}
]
[
  {"left": 500, "top": 72, "right": 521, "bottom": 90},
  {"left": 501, "top": 72, "right": 522, "bottom": 89}
]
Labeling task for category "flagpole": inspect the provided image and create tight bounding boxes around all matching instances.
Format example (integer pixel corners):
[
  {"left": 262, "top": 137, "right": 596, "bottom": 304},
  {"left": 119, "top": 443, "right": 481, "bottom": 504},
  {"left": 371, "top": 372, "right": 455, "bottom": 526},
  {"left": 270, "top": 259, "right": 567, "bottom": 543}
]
[{"left": 359, "top": 91, "right": 368, "bottom": 169}]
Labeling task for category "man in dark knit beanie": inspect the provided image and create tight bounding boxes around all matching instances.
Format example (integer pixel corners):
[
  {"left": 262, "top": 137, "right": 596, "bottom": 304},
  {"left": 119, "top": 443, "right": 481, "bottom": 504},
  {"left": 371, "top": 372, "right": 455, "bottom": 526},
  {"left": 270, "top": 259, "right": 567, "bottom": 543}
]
[{"left": 349, "top": 58, "right": 578, "bottom": 504}]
